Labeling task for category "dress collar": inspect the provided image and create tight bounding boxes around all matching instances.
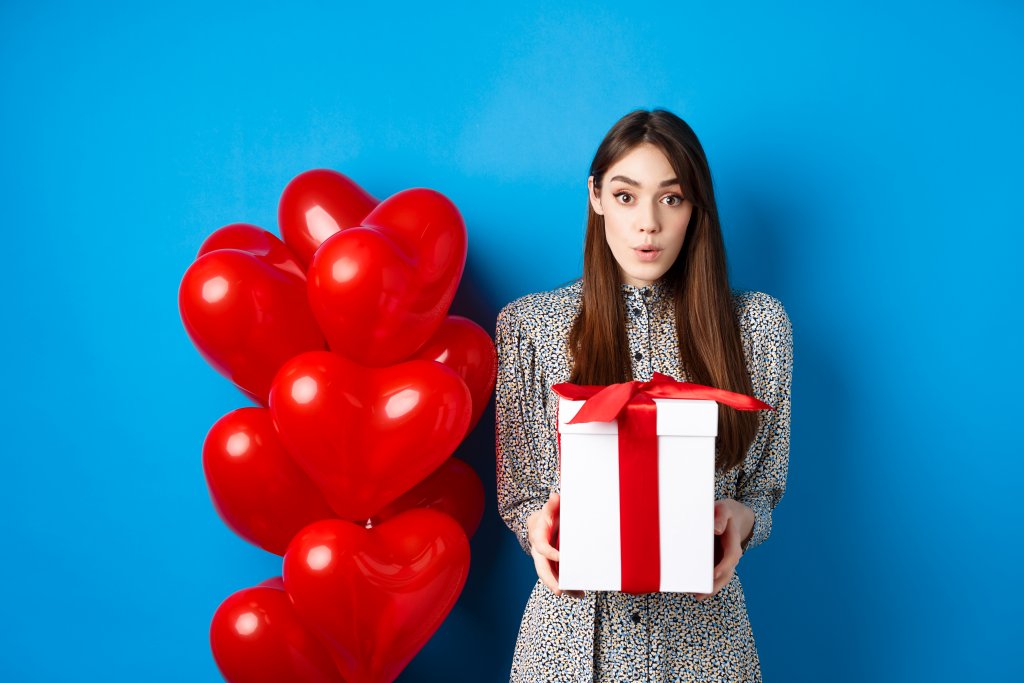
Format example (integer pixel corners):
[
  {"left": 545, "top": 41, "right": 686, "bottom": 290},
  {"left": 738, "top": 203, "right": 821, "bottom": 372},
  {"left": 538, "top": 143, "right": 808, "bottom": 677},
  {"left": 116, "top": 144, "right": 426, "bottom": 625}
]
[{"left": 619, "top": 278, "right": 670, "bottom": 304}]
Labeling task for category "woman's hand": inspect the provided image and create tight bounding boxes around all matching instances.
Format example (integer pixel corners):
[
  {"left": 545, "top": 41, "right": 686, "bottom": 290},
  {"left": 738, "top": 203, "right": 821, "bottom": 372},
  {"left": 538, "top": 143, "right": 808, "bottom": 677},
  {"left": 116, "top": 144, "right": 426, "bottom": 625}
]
[
  {"left": 692, "top": 498, "right": 754, "bottom": 602},
  {"left": 526, "top": 491, "right": 584, "bottom": 598}
]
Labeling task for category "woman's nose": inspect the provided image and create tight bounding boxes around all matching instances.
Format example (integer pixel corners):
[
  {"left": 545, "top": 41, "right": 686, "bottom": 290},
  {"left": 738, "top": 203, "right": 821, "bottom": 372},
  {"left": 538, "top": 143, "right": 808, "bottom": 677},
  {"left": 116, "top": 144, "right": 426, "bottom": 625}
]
[
  {"left": 638, "top": 217, "right": 660, "bottom": 233},
  {"left": 637, "top": 203, "right": 659, "bottom": 233}
]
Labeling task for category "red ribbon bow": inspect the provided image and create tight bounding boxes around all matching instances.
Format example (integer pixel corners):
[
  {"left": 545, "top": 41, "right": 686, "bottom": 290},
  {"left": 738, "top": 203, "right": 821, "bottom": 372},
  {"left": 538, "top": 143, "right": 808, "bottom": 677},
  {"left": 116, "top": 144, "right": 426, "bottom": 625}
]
[{"left": 551, "top": 373, "right": 772, "bottom": 594}]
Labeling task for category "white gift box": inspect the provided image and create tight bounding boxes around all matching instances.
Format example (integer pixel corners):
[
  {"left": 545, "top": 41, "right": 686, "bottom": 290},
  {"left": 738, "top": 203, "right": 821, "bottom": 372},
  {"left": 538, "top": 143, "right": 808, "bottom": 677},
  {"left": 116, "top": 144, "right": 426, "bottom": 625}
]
[{"left": 556, "top": 396, "right": 718, "bottom": 594}]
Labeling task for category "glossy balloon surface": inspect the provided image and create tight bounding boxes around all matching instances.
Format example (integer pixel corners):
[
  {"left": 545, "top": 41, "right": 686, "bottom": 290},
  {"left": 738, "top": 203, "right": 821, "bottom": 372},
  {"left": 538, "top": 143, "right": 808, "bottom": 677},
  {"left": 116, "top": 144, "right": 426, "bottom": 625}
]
[
  {"left": 306, "top": 188, "right": 467, "bottom": 366},
  {"left": 258, "top": 576, "right": 285, "bottom": 590},
  {"left": 179, "top": 249, "right": 326, "bottom": 404},
  {"left": 412, "top": 315, "right": 497, "bottom": 433},
  {"left": 374, "top": 456, "right": 485, "bottom": 539},
  {"left": 283, "top": 510, "right": 470, "bottom": 683},
  {"left": 197, "top": 223, "right": 306, "bottom": 281},
  {"left": 210, "top": 581, "right": 344, "bottom": 683},
  {"left": 203, "top": 407, "right": 336, "bottom": 555},
  {"left": 268, "top": 351, "right": 472, "bottom": 521},
  {"left": 278, "top": 169, "right": 377, "bottom": 268},
  {"left": 194, "top": 171, "right": 484, "bottom": 683}
]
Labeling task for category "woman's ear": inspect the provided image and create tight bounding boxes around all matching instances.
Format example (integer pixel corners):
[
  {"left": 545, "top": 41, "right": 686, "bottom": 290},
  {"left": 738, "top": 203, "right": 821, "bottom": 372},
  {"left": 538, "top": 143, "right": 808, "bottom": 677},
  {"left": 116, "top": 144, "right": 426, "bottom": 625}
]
[{"left": 587, "top": 175, "right": 604, "bottom": 216}]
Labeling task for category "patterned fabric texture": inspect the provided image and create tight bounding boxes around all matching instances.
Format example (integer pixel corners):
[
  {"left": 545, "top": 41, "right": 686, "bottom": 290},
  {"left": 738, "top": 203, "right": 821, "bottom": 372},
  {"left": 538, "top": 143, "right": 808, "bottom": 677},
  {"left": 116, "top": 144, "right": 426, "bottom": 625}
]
[{"left": 495, "top": 277, "right": 793, "bottom": 682}]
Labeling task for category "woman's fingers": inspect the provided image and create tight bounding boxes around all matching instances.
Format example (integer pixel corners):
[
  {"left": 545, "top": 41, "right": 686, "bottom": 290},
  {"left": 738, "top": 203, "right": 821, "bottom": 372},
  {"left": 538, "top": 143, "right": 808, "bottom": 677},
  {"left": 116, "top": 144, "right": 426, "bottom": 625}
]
[
  {"left": 527, "top": 496, "right": 560, "bottom": 562},
  {"left": 533, "top": 550, "right": 562, "bottom": 595},
  {"left": 695, "top": 503, "right": 742, "bottom": 601},
  {"left": 530, "top": 531, "right": 560, "bottom": 562},
  {"left": 528, "top": 490, "right": 582, "bottom": 597},
  {"left": 532, "top": 548, "right": 585, "bottom": 598},
  {"left": 702, "top": 567, "right": 733, "bottom": 600},
  {"left": 715, "top": 519, "right": 741, "bottom": 580}
]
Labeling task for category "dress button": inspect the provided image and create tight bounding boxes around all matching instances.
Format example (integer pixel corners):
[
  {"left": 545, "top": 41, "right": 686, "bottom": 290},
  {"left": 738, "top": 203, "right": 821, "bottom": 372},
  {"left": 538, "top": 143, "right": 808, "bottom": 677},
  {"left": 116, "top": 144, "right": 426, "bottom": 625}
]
[
  {"left": 633, "top": 306, "right": 642, "bottom": 315},
  {"left": 634, "top": 351, "right": 643, "bottom": 361},
  {"left": 632, "top": 612, "right": 641, "bottom": 624}
]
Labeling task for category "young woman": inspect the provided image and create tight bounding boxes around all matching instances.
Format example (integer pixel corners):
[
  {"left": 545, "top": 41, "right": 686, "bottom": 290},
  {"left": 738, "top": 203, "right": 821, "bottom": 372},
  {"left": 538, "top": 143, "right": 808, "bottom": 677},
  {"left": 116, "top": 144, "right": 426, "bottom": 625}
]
[{"left": 494, "top": 108, "right": 793, "bottom": 682}]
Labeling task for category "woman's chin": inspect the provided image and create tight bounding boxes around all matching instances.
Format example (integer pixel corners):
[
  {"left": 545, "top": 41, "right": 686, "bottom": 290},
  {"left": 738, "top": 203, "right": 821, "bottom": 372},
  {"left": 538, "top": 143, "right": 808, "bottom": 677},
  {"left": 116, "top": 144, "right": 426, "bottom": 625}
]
[{"left": 621, "top": 267, "right": 668, "bottom": 286}]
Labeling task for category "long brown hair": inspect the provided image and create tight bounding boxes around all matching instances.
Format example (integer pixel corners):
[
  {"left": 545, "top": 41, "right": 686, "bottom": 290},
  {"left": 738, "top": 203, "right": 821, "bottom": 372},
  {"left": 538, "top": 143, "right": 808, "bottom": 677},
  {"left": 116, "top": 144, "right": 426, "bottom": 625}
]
[{"left": 568, "top": 108, "right": 759, "bottom": 471}]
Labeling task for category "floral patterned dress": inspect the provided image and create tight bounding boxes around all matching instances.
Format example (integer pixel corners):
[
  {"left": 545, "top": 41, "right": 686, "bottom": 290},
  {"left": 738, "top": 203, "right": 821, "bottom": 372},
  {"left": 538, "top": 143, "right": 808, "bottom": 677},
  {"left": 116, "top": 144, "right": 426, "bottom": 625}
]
[{"left": 494, "top": 278, "right": 793, "bottom": 682}]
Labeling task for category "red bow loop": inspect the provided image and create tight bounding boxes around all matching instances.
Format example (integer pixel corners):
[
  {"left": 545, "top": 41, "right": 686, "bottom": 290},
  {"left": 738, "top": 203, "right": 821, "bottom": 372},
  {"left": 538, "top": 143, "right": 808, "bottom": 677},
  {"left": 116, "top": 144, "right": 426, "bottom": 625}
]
[{"left": 551, "top": 372, "right": 772, "bottom": 425}]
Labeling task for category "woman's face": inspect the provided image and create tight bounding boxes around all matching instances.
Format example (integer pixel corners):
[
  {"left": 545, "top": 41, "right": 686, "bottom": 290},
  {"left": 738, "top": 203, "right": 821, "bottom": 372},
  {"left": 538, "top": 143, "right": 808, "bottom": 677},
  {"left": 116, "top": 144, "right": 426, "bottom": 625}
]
[{"left": 588, "top": 143, "right": 693, "bottom": 287}]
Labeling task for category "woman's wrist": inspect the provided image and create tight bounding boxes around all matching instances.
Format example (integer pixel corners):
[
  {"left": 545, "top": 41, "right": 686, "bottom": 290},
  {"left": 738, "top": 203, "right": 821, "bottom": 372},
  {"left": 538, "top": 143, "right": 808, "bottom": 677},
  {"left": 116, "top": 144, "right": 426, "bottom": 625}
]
[{"left": 735, "top": 499, "right": 756, "bottom": 550}]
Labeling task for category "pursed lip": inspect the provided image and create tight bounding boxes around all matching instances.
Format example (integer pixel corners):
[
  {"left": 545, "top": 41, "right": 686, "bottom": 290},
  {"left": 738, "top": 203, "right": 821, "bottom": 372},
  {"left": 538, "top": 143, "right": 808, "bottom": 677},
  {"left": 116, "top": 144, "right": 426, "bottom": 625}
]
[{"left": 633, "top": 245, "right": 662, "bottom": 252}]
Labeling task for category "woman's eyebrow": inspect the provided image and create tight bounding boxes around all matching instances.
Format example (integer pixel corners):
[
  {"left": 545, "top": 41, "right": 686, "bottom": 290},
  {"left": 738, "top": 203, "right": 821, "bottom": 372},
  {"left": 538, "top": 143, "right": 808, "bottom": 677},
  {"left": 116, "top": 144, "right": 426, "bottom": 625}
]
[{"left": 608, "top": 175, "right": 681, "bottom": 188}]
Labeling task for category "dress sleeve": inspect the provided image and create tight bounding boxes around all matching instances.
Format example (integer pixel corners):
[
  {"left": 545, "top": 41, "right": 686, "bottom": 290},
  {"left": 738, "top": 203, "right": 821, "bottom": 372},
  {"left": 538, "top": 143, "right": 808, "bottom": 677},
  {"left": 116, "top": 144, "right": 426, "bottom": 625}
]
[
  {"left": 736, "top": 294, "right": 793, "bottom": 554},
  {"left": 494, "top": 301, "right": 556, "bottom": 556}
]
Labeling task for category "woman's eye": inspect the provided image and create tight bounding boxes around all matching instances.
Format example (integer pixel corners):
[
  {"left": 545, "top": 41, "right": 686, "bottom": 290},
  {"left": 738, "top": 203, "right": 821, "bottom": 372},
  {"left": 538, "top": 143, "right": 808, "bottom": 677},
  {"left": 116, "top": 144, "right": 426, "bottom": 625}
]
[
  {"left": 614, "top": 192, "right": 633, "bottom": 204},
  {"left": 663, "top": 194, "right": 684, "bottom": 206}
]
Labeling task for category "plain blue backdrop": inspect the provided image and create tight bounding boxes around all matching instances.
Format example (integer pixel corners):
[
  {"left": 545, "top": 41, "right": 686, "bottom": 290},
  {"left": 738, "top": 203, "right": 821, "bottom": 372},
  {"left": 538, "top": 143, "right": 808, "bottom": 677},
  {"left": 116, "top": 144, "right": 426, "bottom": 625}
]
[{"left": 1, "top": 1, "right": 1021, "bottom": 681}]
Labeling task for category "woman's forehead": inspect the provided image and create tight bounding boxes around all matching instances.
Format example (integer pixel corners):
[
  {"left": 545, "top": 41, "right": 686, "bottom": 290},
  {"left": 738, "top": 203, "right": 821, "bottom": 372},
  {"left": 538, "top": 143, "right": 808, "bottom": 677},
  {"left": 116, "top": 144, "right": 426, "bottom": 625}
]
[{"left": 605, "top": 143, "right": 680, "bottom": 185}]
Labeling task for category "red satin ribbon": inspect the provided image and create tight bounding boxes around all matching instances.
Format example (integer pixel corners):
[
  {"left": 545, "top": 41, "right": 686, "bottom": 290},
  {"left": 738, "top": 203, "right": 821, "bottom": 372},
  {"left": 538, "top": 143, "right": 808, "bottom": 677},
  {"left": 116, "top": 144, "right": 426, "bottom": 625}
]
[{"left": 552, "top": 372, "right": 772, "bottom": 594}]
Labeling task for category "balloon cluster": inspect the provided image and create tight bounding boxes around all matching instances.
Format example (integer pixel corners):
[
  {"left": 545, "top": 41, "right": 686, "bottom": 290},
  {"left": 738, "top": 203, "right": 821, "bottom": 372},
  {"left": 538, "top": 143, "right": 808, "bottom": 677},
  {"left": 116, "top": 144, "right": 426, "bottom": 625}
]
[{"left": 178, "top": 170, "right": 497, "bottom": 683}]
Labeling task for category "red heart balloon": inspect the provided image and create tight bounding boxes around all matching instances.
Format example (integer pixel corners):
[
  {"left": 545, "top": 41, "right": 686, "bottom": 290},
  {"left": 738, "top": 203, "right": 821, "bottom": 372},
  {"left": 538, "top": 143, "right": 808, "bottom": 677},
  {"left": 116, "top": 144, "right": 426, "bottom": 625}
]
[
  {"left": 411, "top": 315, "right": 497, "bottom": 433},
  {"left": 278, "top": 169, "right": 378, "bottom": 268},
  {"left": 268, "top": 351, "right": 472, "bottom": 521},
  {"left": 203, "top": 407, "right": 337, "bottom": 556},
  {"left": 283, "top": 511, "right": 470, "bottom": 683},
  {"left": 198, "top": 223, "right": 306, "bottom": 282},
  {"left": 210, "top": 580, "right": 344, "bottom": 683},
  {"left": 258, "top": 576, "right": 285, "bottom": 590},
  {"left": 306, "top": 188, "right": 467, "bottom": 367},
  {"left": 179, "top": 249, "right": 327, "bottom": 404},
  {"left": 374, "top": 456, "right": 485, "bottom": 539}
]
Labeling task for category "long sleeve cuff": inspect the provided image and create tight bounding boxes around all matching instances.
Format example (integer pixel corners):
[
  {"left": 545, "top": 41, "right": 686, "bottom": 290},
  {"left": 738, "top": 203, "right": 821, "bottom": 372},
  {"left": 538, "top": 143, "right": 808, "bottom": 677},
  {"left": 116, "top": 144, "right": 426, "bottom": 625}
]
[
  {"left": 737, "top": 494, "right": 773, "bottom": 554},
  {"left": 501, "top": 495, "right": 547, "bottom": 556}
]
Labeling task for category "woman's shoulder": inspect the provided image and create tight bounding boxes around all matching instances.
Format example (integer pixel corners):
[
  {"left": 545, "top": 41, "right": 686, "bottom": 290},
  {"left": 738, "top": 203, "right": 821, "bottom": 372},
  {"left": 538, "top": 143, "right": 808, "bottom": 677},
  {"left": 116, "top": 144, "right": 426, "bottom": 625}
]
[
  {"left": 730, "top": 288, "right": 793, "bottom": 343},
  {"left": 496, "top": 279, "right": 583, "bottom": 339}
]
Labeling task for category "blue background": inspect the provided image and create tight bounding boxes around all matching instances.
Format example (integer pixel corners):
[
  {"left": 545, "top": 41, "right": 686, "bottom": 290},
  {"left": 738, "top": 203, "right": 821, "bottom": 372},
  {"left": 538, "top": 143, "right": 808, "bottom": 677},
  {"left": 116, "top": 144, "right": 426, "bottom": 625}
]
[{"left": 1, "top": 1, "right": 1020, "bottom": 681}]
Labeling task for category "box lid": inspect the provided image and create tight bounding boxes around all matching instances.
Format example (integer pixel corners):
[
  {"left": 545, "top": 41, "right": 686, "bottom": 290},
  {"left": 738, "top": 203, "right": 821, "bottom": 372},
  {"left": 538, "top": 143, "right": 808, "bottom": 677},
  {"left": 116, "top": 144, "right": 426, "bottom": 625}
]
[{"left": 557, "top": 397, "right": 719, "bottom": 437}]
